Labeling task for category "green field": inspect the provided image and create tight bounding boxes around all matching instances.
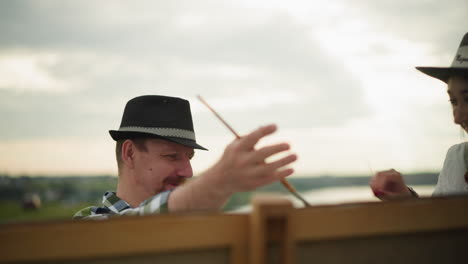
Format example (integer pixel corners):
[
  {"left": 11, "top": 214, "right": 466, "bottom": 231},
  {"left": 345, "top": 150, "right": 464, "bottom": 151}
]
[{"left": 0, "top": 201, "right": 89, "bottom": 224}]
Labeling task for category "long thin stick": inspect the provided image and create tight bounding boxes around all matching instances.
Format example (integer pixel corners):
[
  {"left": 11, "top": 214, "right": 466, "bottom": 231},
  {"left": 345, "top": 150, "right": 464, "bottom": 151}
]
[{"left": 197, "top": 95, "right": 311, "bottom": 207}]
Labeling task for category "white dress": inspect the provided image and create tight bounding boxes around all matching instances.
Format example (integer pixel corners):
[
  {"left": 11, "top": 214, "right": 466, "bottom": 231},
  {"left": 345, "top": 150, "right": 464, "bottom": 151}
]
[{"left": 433, "top": 142, "right": 468, "bottom": 196}]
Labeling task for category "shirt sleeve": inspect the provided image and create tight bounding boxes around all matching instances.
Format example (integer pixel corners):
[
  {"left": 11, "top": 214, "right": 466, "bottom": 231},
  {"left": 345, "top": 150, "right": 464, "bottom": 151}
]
[{"left": 433, "top": 144, "right": 466, "bottom": 196}]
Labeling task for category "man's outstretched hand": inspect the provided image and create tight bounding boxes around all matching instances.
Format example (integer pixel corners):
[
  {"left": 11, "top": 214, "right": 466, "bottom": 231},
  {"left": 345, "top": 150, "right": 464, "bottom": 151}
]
[
  {"left": 211, "top": 124, "right": 297, "bottom": 195},
  {"left": 169, "top": 124, "right": 297, "bottom": 212}
]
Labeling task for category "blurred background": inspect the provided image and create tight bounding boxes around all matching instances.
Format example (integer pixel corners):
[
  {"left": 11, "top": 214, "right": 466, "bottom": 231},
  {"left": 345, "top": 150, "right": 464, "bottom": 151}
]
[{"left": 0, "top": 0, "right": 466, "bottom": 223}]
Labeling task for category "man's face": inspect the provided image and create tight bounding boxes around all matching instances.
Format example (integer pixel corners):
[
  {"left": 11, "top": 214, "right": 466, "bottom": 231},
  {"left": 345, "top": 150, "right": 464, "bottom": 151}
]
[{"left": 132, "top": 138, "right": 194, "bottom": 199}]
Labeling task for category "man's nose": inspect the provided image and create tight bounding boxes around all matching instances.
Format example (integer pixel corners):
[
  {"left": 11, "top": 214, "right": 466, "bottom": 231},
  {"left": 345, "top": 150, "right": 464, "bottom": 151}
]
[{"left": 177, "top": 160, "right": 193, "bottom": 178}]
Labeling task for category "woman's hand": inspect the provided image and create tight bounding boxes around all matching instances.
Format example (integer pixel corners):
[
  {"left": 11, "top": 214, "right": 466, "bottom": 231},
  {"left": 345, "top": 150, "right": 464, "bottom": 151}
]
[{"left": 369, "top": 169, "right": 413, "bottom": 200}]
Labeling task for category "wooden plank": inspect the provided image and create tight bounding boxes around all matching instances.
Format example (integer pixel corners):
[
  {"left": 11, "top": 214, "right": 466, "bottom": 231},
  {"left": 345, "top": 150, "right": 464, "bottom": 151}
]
[
  {"left": 66, "top": 249, "right": 230, "bottom": 264},
  {"left": 0, "top": 212, "right": 249, "bottom": 263},
  {"left": 291, "top": 195, "right": 468, "bottom": 242},
  {"left": 3, "top": 195, "right": 467, "bottom": 264},
  {"left": 296, "top": 229, "right": 468, "bottom": 264},
  {"left": 250, "top": 195, "right": 294, "bottom": 264}
]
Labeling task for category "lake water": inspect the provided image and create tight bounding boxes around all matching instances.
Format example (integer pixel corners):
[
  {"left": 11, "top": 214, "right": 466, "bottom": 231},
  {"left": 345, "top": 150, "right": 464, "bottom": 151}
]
[{"left": 231, "top": 185, "right": 436, "bottom": 213}]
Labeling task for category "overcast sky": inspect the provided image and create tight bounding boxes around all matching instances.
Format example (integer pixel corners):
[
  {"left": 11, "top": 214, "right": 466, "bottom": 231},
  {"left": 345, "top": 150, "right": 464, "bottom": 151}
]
[{"left": 0, "top": 0, "right": 467, "bottom": 176}]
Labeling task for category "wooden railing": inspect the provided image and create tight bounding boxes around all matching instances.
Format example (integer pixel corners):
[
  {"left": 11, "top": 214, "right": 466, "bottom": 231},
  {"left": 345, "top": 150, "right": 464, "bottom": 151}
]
[{"left": 1, "top": 195, "right": 467, "bottom": 264}]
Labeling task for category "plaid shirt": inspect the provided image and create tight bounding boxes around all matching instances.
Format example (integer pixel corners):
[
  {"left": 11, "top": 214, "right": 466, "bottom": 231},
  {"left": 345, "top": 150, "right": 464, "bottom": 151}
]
[{"left": 73, "top": 190, "right": 172, "bottom": 220}]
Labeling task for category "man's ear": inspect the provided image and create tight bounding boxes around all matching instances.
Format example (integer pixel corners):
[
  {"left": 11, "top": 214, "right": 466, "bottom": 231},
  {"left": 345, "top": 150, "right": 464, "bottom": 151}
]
[{"left": 121, "top": 139, "right": 136, "bottom": 169}]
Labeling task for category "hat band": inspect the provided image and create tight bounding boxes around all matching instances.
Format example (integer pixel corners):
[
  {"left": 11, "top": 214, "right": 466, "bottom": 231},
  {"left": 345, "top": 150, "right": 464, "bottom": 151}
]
[
  {"left": 452, "top": 46, "right": 468, "bottom": 68},
  {"left": 118, "top": 126, "right": 196, "bottom": 140}
]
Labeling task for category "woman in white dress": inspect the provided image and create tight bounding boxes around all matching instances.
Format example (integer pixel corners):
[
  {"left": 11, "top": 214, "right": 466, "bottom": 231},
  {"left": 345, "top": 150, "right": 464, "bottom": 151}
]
[{"left": 370, "top": 32, "right": 468, "bottom": 200}]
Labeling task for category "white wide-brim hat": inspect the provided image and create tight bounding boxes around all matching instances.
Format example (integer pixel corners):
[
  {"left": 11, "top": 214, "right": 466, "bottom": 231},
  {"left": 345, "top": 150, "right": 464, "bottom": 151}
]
[{"left": 416, "top": 32, "right": 468, "bottom": 83}]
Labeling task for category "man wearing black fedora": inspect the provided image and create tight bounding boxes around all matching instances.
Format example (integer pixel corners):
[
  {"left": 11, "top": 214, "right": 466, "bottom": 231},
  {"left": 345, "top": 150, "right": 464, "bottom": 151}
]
[
  {"left": 74, "top": 95, "right": 297, "bottom": 219},
  {"left": 370, "top": 32, "right": 468, "bottom": 200}
]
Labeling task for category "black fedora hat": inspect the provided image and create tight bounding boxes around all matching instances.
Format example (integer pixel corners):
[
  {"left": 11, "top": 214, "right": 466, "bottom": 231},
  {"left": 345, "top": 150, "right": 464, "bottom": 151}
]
[
  {"left": 416, "top": 32, "right": 468, "bottom": 83},
  {"left": 109, "top": 95, "right": 207, "bottom": 150}
]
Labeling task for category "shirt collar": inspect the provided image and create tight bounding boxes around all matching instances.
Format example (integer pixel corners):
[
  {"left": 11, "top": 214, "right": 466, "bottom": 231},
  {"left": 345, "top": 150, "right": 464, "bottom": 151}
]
[{"left": 102, "top": 191, "right": 131, "bottom": 213}]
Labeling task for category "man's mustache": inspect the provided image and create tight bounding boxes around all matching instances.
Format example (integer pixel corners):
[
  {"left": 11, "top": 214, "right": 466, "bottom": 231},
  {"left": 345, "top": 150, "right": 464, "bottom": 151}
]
[{"left": 163, "top": 176, "right": 187, "bottom": 186}]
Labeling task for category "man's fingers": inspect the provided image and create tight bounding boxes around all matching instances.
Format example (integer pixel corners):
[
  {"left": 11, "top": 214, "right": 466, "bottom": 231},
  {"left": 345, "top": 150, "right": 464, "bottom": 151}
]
[
  {"left": 248, "top": 154, "right": 297, "bottom": 186},
  {"left": 265, "top": 154, "right": 298, "bottom": 170},
  {"left": 238, "top": 124, "right": 277, "bottom": 150},
  {"left": 274, "top": 168, "right": 295, "bottom": 180},
  {"left": 256, "top": 168, "right": 295, "bottom": 187},
  {"left": 255, "top": 143, "right": 290, "bottom": 161}
]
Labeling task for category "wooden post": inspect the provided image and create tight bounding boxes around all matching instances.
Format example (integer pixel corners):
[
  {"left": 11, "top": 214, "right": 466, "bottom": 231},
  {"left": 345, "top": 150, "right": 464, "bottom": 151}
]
[{"left": 249, "top": 195, "right": 294, "bottom": 264}]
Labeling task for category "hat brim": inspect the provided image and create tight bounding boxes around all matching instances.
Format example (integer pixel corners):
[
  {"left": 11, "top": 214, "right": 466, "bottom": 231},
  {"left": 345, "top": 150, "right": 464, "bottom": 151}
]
[
  {"left": 416, "top": 67, "right": 468, "bottom": 83},
  {"left": 109, "top": 130, "right": 208, "bottom": 150}
]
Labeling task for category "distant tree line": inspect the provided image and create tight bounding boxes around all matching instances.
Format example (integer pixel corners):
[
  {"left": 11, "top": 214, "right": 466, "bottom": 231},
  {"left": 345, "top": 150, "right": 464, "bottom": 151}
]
[
  {"left": 0, "top": 175, "right": 117, "bottom": 204},
  {"left": 257, "top": 173, "right": 439, "bottom": 193},
  {"left": 0, "top": 172, "right": 438, "bottom": 207}
]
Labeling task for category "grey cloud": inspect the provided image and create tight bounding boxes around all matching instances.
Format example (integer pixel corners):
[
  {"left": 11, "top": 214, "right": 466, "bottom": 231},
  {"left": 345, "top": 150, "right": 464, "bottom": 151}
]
[
  {"left": 0, "top": 89, "right": 122, "bottom": 140},
  {"left": 2, "top": 0, "right": 465, "bottom": 57},
  {"left": 347, "top": 0, "right": 468, "bottom": 58},
  {"left": 0, "top": 1, "right": 370, "bottom": 140},
  {"left": 0, "top": 0, "right": 230, "bottom": 52}
]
